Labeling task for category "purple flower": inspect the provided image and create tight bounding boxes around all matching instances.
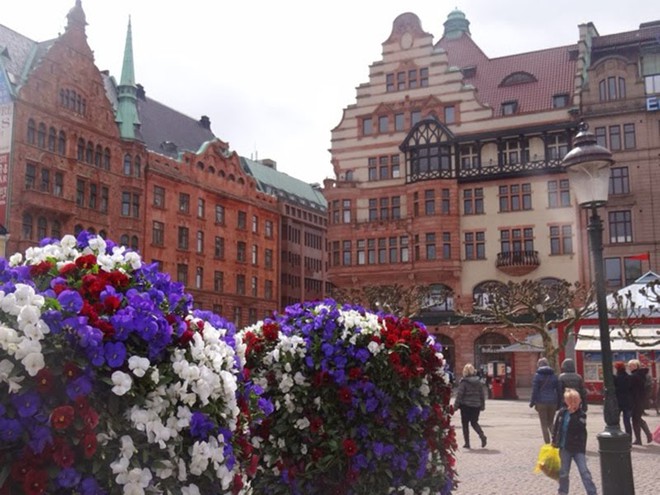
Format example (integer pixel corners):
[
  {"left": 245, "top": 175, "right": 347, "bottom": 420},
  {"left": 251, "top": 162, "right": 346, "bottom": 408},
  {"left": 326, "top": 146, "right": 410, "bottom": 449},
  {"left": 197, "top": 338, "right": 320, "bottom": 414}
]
[
  {"left": 104, "top": 341, "right": 126, "bottom": 368},
  {"left": 190, "top": 411, "right": 216, "bottom": 440},
  {"left": 0, "top": 417, "right": 23, "bottom": 442},
  {"left": 12, "top": 391, "right": 41, "bottom": 418},
  {"left": 67, "top": 375, "right": 93, "bottom": 400},
  {"left": 57, "top": 467, "right": 81, "bottom": 488},
  {"left": 58, "top": 289, "right": 84, "bottom": 313},
  {"left": 81, "top": 477, "right": 107, "bottom": 495},
  {"left": 258, "top": 397, "right": 274, "bottom": 416},
  {"left": 28, "top": 424, "right": 53, "bottom": 454}
]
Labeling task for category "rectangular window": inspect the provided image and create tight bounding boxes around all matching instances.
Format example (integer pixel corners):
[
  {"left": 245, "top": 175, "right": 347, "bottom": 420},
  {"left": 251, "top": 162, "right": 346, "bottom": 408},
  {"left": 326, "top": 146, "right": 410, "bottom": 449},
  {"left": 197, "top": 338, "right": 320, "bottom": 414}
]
[
  {"left": 342, "top": 200, "right": 351, "bottom": 223},
  {"left": 214, "top": 237, "right": 225, "bottom": 258},
  {"left": 215, "top": 205, "right": 225, "bottom": 224},
  {"left": 265, "top": 220, "right": 273, "bottom": 238},
  {"left": 501, "top": 101, "right": 518, "bottom": 115},
  {"left": 362, "top": 117, "right": 373, "bottom": 136},
  {"left": 609, "top": 167, "right": 630, "bottom": 195},
  {"left": 251, "top": 244, "right": 258, "bottom": 265},
  {"left": 152, "top": 221, "right": 164, "bottom": 246},
  {"left": 179, "top": 193, "right": 190, "bottom": 213},
  {"left": 195, "top": 267, "right": 203, "bottom": 289},
  {"left": 424, "top": 189, "right": 435, "bottom": 215},
  {"left": 88, "top": 183, "right": 97, "bottom": 209},
  {"left": 395, "top": 113, "right": 405, "bottom": 131},
  {"left": 463, "top": 188, "right": 484, "bottom": 215},
  {"left": 391, "top": 155, "right": 400, "bottom": 178},
  {"left": 623, "top": 124, "right": 636, "bottom": 149},
  {"left": 265, "top": 248, "right": 273, "bottom": 268},
  {"left": 357, "top": 239, "right": 366, "bottom": 265},
  {"left": 131, "top": 193, "right": 140, "bottom": 218},
  {"left": 54, "top": 172, "right": 63, "bottom": 196},
  {"left": 76, "top": 179, "right": 85, "bottom": 206},
  {"left": 499, "top": 183, "right": 532, "bottom": 212},
  {"left": 214, "top": 271, "right": 224, "bottom": 292},
  {"left": 196, "top": 231, "right": 204, "bottom": 253},
  {"left": 236, "top": 275, "right": 246, "bottom": 296},
  {"left": 265, "top": 280, "right": 273, "bottom": 300},
  {"left": 121, "top": 191, "right": 130, "bottom": 216},
  {"left": 378, "top": 238, "right": 387, "bottom": 264},
  {"left": 391, "top": 196, "right": 401, "bottom": 219},
  {"left": 237, "top": 241, "right": 246, "bottom": 262},
  {"left": 595, "top": 126, "right": 607, "bottom": 148},
  {"left": 550, "top": 225, "right": 573, "bottom": 255},
  {"left": 548, "top": 179, "right": 571, "bottom": 207},
  {"left": 40, "top": 168, "right": 50, "bottom": 192},
  {"left": 547, "top": 133, "right": 569, "bottom": 160},
  {"left": 411, "top": 110, "right": 421, "bottom": 126},
  {"left": 442, "top": 232, "right": 451, "bottom": 260},
  {"left": 400, "top": 235, "right": 409, "bottom": 262},
  {"left": 500, "top": 227, "right": 534, "bottom": 253},
  {"left": 608, "top": 210, "right": 632, "bottom": 243},
  {"left": 378, "top": 115, "right": 388, "bottom": 133},
  {"left": 343, "top": 240, "right": 352, "bottom": 265},
  {"left": 197, "top": 198, "right": 205, "bottom": 218},
  {"left": 464, "top": 231, "right": 485, "bottom": 260},
  {"left": 379, "top": 156, "right": 389, "bottom": 180},
  {"left": 419, "top": 67, "right": 429, "bottom": 87},
  {"left": 444, "top": 105, "right": 455, "bottom": 124},
  {"left": 251, "top": 276, "right": 258, "bottom": 297},
  {"left": 153, "top": 186, "right": 165, "bottom": 208},
  {"left": 425, "top": 233, "right": 436, "bottom": 260},
  {"left": 25, "top": 163, "right": 37, "bottom": 189},
  {"left": 252, "top": 215, "right": 258, "bottom": 233},
  {"left": 552, "top": 94, "right": 569, "bottom": 108},
  {"left": 609, "top": 125, "right": 621, "bottom": 151},
  {"left": 237, "top": 211, "right": 247, "bottom": 230},
  {"left": 177, "top": 264, "right": 188, "bottom": 286},
  {"left": 388, "top": 237, "right": 397, "bottom": 263},
  {"left": 100, "top": 187, "right": 108, "bottom": 213},
  {"left": 178, "top": 226, "right": 189, "bottom": 250},
  {"left": 367, "top": 239, "right": 376, "bottom": 264},
  {"left": 386, "top": 73, "right": 395, "bottom": 92},
  {"left": 441, "top": 189, "right": 450, "bottom": 214},
  {"left": 605, "top": 257, "right": 642, "bottom": 290},
  {"left": 368, "top": 157, "right": 377, "bottom": 181}
]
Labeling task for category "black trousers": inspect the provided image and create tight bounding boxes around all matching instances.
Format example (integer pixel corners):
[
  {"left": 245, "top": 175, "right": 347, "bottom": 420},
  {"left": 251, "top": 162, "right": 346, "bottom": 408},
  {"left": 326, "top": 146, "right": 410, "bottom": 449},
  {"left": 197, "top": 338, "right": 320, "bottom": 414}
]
[
  {"left": 632, "top": 405, "right": 652, "bottom": 443},
  {"left": 460, "top": 405, "right": 485, "bottom": 446}
]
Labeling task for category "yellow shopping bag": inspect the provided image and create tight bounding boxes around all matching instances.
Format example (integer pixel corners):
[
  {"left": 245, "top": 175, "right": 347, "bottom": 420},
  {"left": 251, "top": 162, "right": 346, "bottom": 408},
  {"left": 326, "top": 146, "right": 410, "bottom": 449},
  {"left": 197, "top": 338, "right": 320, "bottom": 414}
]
[{"left": 534, "top": 443, "right": 560, "bottom": 480}]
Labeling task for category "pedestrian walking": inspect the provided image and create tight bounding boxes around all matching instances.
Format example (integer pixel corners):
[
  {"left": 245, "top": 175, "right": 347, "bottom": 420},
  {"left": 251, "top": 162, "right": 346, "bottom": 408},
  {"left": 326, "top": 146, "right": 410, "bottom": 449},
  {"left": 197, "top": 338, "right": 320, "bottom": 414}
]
[
  {"left": 551, "top": 388, "right": 598, "bottom": 495},
  {"left": 628, "top": 359, "right": 653, "bottom": 444},
  {"left": 530, "top": 357, "right": 561, "bottom": 444},
  {"left": 454, "top": 363, "right": 487, "bottom": 449},
  {"left": 613, "top": 361, "right": 633, "bottom": 437},
  {"left": 558, "top": 358, "right": 587, "bottom": 412}
]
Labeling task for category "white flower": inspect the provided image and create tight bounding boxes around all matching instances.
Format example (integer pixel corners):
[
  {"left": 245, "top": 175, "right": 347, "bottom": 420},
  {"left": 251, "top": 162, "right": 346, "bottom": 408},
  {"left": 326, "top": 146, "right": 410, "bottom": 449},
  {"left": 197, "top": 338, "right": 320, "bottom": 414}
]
[
  {"left": 21, "top": 352, "right": 45, "bottom": 376},
  {"left": 128, "top": 356, "right": 150, "bottom": 377},
  {"left": 112, "top": 370, "right": 133, "bottom": 395},
  {"left": 182, "top": 484, "right": 201, "bottom": 495},
  {"left": 368, "top": 340, "right": 382, "bottom": 355},
  {"left": 295, "top": 417, "right": 310, "bottom": 429},
  {"left": 120, "top": 435, "right": 136, "bottom": 460},
  {"left": 0, "top": 358, "right": 24, "bottom": 392},
  {"left": 150, "top": 367, "right": 160, "bottom": 383},
  {"left": 8, "top": 252, "right": 22, "bottom": 266},
  {"left": 419, "top": 381, "right": 430, "bottom": 397}
]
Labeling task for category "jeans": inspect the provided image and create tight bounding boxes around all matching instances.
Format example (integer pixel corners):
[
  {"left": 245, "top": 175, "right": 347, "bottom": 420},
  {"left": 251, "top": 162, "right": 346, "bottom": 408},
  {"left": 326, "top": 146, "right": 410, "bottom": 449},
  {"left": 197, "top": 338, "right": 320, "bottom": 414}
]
[
  {"left": 535, "top": 403, "right": 557, "bottom": 444},
  {"left": 558, "top": 449, "right": 598, "bottom": 495},
  {"left": 619, "top": 407, "right": 632, "bottom": 436}
]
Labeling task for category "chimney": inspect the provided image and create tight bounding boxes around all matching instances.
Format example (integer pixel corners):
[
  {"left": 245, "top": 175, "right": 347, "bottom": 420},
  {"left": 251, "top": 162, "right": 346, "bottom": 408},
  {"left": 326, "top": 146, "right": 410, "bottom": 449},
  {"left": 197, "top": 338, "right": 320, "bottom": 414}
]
[
  {"left": 259, "top": 158, "right": 277, "bottom": 170},
  {"left": 199, "top": 115, "right": 211, "bottom": 130}
]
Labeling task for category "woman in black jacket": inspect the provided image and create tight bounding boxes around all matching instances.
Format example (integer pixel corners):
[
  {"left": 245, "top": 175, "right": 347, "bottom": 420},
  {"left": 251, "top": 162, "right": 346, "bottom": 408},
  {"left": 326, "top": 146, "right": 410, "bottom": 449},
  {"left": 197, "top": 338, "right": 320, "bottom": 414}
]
[
  {"left": 453, "top": 363, "right": 486, "bottom": 449},
  {"left": 613, "top": 361, "right": 633, "bottom": 436},
  {"left": 628, "top": 359, "right": 653, "bottom": 444}
]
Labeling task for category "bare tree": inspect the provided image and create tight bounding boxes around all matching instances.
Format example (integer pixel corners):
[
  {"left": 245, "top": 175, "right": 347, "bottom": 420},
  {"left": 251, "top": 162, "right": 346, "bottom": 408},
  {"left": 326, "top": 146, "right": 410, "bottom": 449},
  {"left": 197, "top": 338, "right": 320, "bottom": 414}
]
[
  {"left": 609, "top": 278, "right": 660, "bottom": 347},
  {"left": 457, "top": 279, "right": 594, "bottom": 370},
  {"left": 331, "top": 284, "right": 431, "bottom": 318}
]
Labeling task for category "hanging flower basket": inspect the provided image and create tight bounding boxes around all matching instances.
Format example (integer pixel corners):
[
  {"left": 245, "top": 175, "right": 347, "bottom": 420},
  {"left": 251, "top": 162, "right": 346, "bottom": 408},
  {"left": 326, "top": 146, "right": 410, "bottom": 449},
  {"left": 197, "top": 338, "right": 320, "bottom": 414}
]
[
  {"left": 240, "top": 300, "right": 458, "bottom": 494},
  {"left": 0, "top": 232, "right": 262, "bottom": 494}
]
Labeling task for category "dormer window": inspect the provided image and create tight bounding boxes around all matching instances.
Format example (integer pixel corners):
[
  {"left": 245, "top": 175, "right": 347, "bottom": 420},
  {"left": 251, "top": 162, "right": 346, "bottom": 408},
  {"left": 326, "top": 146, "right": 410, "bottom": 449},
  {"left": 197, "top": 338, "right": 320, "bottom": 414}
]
[
  {"left": 500, "top": 71, "right": 537, "bottom": 87},
  {"left": 552, "top": 94, "right": 569, "bottom": 108},
  {"left": 598, "top": 76, "right": 626, "bottom": 101},
  {"left": 501, "top": 101, "right": 518, "bottom": 116}
]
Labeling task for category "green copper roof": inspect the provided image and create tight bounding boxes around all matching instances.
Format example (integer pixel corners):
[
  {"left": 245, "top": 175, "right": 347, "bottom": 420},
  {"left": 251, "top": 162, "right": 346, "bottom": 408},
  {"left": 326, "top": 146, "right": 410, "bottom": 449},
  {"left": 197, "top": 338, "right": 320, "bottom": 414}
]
[
  {"left": 241, "top": 157, "right": 327, "bottom": 210},
  {"left": 116, "top": 17, "right": 140, "bottom": 140}
]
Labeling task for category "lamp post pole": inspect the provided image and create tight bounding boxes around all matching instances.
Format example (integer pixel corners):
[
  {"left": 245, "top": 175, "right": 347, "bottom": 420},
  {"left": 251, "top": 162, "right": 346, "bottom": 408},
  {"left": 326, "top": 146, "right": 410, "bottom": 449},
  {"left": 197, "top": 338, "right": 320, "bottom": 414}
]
[{"left": 562, "top": 122, "right": 634, "bottom": 495}]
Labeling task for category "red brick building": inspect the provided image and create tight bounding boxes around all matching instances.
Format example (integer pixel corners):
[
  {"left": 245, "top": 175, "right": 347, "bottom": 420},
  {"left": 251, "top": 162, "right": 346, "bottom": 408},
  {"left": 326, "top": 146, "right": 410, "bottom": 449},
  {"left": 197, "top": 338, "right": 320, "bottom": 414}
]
[
  {"left": 325, "top": 10, "right": 660, "bottom": 386},
  {"left": 0, "top": 1, "right": 312, "bottom": 328}
]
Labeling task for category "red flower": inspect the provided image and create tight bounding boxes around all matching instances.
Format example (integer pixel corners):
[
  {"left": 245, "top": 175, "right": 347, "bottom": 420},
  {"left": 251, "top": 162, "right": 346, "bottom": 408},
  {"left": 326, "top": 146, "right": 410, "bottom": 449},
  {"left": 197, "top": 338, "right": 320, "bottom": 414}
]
[
  {"left": 342, "top": 438, "right": 358, "bottom": 457},
  {"left": 58, "top": 262, "right": 77, "bottom": 277},
  {"left": 35, "top": 368, "right": 54, "bottom": 394},
  {"left": 82, "top": 408, "right": 99, "bottom": 429},
  {"left": 29, "top": 261, "right": 54, "bottom": 277},
  {"left": 63, "top": 363, "right": 80, "bottom": 381},
  {"left": 75, "top": 254, "right": 97, "bottom": 269},
  {"left": 10, "top": 458, "right": 32, "bottom": 483},
  {"left": 178, "top": 328, "right": 195, "bottom": 347},
  {"left": 232, "top": 473, "right": 244, "bottom": 495},
  {"left": 262, "top": 322, "right": 279, "bottom": 341},
  {"left": 81, "top": 431, "right": 97, "bottom": 458},
  {"left": 309, "top": 416, "right": 323, "bottom": 434},
  {"left": 103, "top": 295, "right": 121, "bottom": 313},
  {"left": 51, "top": 405, "right": 75, "bottom": 430},
  {"left": 348, "top": 367, "right": 362, "bottom": 380},
  {"left": 22, "top": 469, "right": 48, "bottom": 495},
  {"left": 338, "top": 387, "right": 352, "bottom": 404},
  {"left": 52, "top": 440, "right": 75, "bottom": 468}
]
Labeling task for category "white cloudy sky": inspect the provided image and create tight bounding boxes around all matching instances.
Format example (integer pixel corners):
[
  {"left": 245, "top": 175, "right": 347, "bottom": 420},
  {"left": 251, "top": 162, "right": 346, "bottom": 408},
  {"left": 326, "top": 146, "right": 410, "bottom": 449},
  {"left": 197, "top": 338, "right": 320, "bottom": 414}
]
[{"left": 4, "top": 1, "right": 659, "bottom": 184}]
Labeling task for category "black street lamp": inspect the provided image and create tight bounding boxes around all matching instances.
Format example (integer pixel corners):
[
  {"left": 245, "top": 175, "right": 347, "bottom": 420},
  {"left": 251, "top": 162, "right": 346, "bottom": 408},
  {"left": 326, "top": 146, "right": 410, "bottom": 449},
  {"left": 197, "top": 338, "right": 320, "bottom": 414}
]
[{"left": 562, "top": 122, "right": 634, "bottom": 495}]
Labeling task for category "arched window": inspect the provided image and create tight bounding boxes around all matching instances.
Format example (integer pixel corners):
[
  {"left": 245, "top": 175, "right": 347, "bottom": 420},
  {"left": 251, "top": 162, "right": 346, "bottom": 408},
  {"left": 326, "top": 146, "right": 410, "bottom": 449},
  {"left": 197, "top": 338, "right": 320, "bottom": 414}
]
[
  {"left": 37, "top": 123, "right": 46, "bottom": 148},
  {"left": 27, "top": 119, "right": 36, "bottom": 144},
  {"left": 123, "top": 154, "right": 132, "bottom": 175},
  {"left": 51, "top": 220, "right": 61, "bottom": 239},
  {"left": 130, "top": 236, "right": 138, "bottom": 251},
  {"left": 120, "top": 234, "right": 129, "bottom": 246},
  {"left": 423, "top": 283, "right": 455, "bottom": 311},
  {"left": 472, "top": 280, "right": 507, "bottom": 311},
  {"left": 134, "top": 156, "right": 141, "bottom": 177},
  {"left": 37, "top": 217, "right": 47, "bottom": 240},
  {"left": 85, "top": 141, "right": 94, "bottom": 164},
  {"left": 58, "top": 131, "right": 66, "bottom": 155},
  {"left": 94, "top": 145, "right": 103, "bottom": 167},
  {"left": 48, "top": 127, "right": 57, "bottom": 152},
  {"left": 22, "top": 214, "right": 33, "bottom": 240},
  {"left": 103, "top": 148, "right": 111, "bottom": 170},
  {"left": 77, "top": 138, "right": 85, "bottom": 161}
]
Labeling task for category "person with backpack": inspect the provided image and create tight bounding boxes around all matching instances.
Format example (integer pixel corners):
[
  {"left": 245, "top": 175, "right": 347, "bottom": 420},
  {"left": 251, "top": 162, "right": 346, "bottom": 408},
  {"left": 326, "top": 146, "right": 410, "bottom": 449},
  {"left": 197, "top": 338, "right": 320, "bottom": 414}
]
[
  {"left": 530, "top": 357, "right": 561, "bottom": 444},
  {"left": 558, "top": 358, "right": 587, "bottom": 412}
]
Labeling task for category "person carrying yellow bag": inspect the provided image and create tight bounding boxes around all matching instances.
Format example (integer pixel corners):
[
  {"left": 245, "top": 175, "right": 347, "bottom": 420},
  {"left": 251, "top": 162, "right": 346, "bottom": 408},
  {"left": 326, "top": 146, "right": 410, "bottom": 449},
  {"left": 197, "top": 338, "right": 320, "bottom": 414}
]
[
  {"left": 534, "top": 443, "right": 560, "bottom": 480},
  {"left": 551, "top": 388, "right": 598, "bottom": 495}
]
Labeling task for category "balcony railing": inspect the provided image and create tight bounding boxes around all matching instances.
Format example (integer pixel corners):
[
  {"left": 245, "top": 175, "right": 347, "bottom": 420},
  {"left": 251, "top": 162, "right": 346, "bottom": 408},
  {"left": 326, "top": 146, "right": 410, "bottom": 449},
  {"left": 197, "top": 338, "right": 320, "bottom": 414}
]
[{"left": 496, "top": 250, "right": 540, "bottom": 276}]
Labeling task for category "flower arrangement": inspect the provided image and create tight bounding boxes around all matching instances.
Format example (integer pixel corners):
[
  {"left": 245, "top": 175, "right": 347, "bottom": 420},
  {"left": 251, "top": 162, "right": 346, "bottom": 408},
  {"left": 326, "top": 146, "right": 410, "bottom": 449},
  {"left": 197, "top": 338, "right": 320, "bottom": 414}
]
[
  {"left": 0, "top": 232, "right": 260, "bottom": 494},
  {"left": 240, "top": 300, "right": 457, "bottom": 495}
]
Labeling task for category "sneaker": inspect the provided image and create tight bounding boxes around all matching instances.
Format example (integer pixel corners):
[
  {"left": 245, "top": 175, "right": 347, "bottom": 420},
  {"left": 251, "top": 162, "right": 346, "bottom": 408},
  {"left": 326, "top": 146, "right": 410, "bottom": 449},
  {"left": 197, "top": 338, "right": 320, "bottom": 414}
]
[{"left": 481, "top": 436, "right": 487, "bottom": 448}]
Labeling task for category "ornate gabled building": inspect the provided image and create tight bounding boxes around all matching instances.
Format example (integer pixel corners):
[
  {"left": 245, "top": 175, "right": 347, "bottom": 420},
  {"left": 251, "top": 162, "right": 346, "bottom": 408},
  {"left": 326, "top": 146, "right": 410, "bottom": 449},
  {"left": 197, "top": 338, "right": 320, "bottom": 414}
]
[
  {"left": 324, "top": 10, "right": 660, "bottom": 386},
  {"left": 0, "top": 1, "right": 287, "bottom": 328}
]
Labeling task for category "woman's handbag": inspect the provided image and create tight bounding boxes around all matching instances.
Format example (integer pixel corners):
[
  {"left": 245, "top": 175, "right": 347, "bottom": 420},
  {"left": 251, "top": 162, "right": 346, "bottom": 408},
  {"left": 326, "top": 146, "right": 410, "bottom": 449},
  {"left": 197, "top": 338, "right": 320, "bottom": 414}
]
[{"left": 534, "top": 443, "right": 561, "bottom": 480}]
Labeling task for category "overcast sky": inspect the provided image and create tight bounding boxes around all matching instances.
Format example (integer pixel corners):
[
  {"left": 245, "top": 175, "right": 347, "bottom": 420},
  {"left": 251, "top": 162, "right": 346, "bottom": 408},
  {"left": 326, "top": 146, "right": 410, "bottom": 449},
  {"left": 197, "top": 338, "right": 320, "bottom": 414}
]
[{"left": 4, "top": 1, "right": 659, "bottom": 184}]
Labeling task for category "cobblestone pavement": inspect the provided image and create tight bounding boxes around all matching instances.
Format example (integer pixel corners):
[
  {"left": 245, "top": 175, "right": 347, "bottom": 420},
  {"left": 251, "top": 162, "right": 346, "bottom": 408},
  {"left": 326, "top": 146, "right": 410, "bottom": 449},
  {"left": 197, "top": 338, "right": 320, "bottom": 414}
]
[{"left": 452, "top": 395, "right": 660, "bottom": 494}]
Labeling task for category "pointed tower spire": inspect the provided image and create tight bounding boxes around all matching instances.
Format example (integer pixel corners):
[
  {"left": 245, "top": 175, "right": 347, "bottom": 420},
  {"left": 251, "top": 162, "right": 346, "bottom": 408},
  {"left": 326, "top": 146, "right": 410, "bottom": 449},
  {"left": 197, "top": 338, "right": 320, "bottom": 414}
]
[
  {"left": 116, "top": 16, "right": 141, "bottom": 140},
  {"left": 65, "top": 0, "right": 87, "bottom": 33}
]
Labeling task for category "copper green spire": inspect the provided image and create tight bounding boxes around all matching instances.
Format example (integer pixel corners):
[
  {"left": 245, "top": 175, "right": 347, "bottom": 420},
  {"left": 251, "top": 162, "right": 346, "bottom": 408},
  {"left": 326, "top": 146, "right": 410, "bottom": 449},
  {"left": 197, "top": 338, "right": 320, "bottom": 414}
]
[{"left": 116, "top": 16, "right": 140, "bottom": 140}]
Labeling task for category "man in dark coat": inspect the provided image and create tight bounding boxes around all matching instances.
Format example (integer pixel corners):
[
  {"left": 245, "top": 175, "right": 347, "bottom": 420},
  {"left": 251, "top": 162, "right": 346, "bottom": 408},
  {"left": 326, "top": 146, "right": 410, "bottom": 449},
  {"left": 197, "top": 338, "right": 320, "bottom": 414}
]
[
  {"left": 613, "top": 361, "right": 633, "bottom": 436},
  {"left": 628, "top": 359, "right": 653, "bottom": 444},
  {"left": 558, "top": 358, "right": 587, "bottom": 412}
]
